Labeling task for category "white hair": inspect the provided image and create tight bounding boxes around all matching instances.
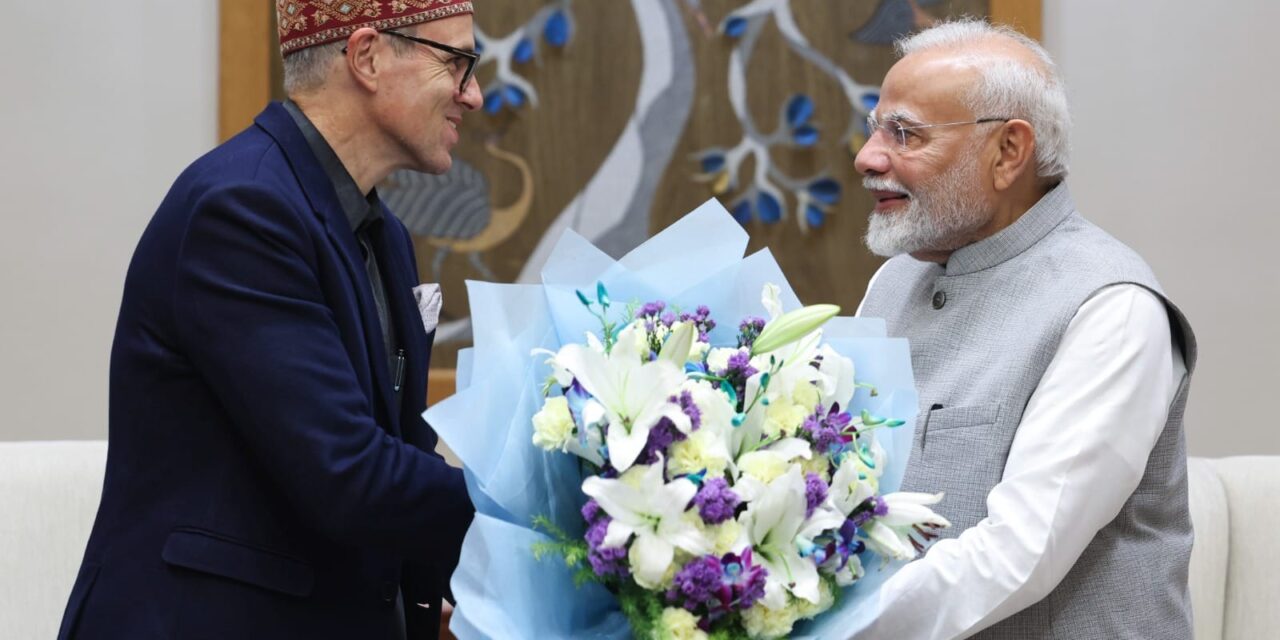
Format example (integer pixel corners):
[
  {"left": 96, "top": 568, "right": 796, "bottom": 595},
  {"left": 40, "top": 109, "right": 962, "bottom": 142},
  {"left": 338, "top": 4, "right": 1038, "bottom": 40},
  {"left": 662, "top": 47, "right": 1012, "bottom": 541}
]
[{"left": 896, "top": 19, "right": 1072, "bottom": 182}]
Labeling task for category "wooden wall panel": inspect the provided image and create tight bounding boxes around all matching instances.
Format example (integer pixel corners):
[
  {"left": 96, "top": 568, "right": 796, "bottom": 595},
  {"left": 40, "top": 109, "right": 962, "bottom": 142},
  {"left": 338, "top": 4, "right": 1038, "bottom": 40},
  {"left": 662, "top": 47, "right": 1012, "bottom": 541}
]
[
  {"left": 219, "top": 1, "right": 1044, "bottom": 381},
  {"left": 218, "top": 0, "right": 273, "bottom": 142},
  {"left": 991, "top": 0, "right": 1043, "bottom": 40}
]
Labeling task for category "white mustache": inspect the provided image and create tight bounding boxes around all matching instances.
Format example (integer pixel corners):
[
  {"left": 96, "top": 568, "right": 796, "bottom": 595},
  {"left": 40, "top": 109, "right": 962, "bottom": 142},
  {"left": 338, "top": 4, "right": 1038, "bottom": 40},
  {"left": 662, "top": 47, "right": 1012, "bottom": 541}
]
[{"left": 862, "top": 177, "right": 913, "bottom": 199}]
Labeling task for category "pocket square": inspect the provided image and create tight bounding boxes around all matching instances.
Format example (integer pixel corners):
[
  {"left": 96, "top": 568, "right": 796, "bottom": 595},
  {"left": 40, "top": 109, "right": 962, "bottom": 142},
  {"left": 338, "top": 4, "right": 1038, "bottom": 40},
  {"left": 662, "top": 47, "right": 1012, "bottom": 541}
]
[{"left": 412, "top": 284, "right": 442, "bottom": 335}]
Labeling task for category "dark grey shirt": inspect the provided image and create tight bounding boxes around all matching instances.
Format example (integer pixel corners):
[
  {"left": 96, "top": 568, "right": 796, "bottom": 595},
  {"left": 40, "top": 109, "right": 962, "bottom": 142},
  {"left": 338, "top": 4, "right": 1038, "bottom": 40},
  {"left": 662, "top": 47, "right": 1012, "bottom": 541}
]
[
  {"left": 282, "top": 101, "right": 408, "bottom": 639},
  {"left": 282, "top": 101, "right": 403, "bottom": 411}
]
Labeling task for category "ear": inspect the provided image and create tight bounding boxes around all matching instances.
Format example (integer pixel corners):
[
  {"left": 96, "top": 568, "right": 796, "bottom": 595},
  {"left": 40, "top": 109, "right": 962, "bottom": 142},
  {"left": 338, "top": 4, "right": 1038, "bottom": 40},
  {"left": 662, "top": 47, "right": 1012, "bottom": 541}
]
[
  {"left": 344, "top": 27, "right": 382, "bottom": 93},
  {"left": 991, "top": 119, "right": 1036, "bottom": 192}
]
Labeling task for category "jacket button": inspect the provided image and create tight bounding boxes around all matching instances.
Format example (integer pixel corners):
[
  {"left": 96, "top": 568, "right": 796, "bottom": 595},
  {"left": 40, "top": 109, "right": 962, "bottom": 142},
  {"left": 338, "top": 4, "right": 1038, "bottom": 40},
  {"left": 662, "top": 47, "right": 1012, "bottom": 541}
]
[
  {"left": 932, "top": 290, "right": 947, "bottom": 309},
  {"left": 380, "top": 581, "right": 398, "bottom": 603}
]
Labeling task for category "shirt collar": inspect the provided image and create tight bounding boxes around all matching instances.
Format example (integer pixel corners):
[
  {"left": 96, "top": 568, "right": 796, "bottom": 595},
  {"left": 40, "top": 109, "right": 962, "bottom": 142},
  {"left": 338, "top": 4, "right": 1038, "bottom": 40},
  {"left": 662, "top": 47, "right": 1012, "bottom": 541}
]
[
  {"left": 944, "top": 182, "right": 1075, "bottom": 276},
  {"left": 282, "top": 100, "right": 382, "bottom": 234}
]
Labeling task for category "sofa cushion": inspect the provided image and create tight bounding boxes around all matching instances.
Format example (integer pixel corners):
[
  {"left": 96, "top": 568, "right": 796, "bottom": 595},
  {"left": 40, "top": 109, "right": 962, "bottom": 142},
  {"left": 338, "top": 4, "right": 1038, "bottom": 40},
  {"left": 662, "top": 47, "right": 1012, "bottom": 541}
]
[
  {"left": 1208, "top": 456, "right": 1280, "bottom": 640},
  {"left": 1187, "top": 457, "right": 1228, "bottom": 640},
  {"left": 0, "top": 441, "right": 106, "bottom": 640}
]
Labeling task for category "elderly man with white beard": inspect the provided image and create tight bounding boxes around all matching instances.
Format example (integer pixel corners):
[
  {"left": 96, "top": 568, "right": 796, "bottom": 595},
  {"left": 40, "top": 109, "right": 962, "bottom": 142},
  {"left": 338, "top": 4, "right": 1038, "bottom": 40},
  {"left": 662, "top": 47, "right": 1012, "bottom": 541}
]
[{"left": 851, "top": 19, "right": 1197, "bottom": 640}]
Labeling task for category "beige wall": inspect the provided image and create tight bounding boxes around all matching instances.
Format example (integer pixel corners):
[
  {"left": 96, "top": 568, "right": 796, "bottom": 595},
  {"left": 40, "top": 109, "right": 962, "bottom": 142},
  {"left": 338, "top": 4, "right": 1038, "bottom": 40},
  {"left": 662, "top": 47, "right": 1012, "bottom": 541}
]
[
  {"left": 1043, "top": 0, "right": 1280, "bottom": 457},
  {"left": 0, "top": 1, "right": 219, "bottom": 441},
  {"left": 1, "top": 1, "right": 1276, "bottom": 457}
]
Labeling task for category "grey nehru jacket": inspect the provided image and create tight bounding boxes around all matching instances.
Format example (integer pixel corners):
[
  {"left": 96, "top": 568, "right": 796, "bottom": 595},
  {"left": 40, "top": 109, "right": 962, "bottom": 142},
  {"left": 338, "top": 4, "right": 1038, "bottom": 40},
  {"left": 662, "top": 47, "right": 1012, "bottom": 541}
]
[{"left": 860, "top": 184, "right": 1197, "bottom": 639}]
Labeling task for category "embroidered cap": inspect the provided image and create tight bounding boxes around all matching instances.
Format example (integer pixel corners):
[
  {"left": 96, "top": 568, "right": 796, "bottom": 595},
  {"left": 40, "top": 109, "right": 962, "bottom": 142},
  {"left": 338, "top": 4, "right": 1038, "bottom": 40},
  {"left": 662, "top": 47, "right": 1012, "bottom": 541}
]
[{"left": 277, "top": 0, "right": 475, "bottom": 56}]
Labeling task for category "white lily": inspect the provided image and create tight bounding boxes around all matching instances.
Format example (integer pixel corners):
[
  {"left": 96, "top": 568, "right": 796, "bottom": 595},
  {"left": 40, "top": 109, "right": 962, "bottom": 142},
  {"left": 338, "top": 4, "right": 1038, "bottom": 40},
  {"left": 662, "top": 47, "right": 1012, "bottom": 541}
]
[
  {"left": 727, "top": 356, "right": 820, "bottom": 459},
  {"left": 741, "top": 466, "right": 822, "bottom": 607},
  {"left": 531, "top": 348, "right": 574, "bottom": 387},
  {"left": 814, "top": 344, "right": 856, "bottom": 410},
  {"left": 560, "top": 398, "right": 606, "bottom": 467},
  {"left": 744, "top": 319, "right": 823, "bottom": 411},
  {"left": 585, "top": 330, "right": 606, "bottom": 354},
  {"left": 761, "top": 282, "right": 785, "bottom": 321},
  {"left": 555, "top": 325, "right": 688, "bottom": 472},
  {"left": 658, "top": 321, "right": 696, "bottom": 367},
  {"left": 828, "top": 455, "right": 876, "bottom": 516},
  {"left": 682, "top": 379, "right": 736, "bottom": 433},
  {"left": 581, "top": 459, "right": 712, "bottom": 588},
  {"left": 860, "top": 492, "right": 950, "bottom": 562}
]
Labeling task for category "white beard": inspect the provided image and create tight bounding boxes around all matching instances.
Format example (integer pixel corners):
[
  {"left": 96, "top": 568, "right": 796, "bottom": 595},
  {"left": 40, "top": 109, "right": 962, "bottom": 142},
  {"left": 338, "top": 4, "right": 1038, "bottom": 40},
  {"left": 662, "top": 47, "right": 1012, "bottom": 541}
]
[{"left": 863, "top": 147, "right": 991, "bottom": 258}]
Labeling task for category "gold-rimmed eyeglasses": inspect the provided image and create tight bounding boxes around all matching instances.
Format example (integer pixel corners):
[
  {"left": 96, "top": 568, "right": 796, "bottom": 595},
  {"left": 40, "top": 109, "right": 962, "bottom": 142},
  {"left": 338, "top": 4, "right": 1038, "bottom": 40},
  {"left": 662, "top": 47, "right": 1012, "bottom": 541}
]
[{"left": 866, "top": 114, "right": 1011, "bottom": 151}]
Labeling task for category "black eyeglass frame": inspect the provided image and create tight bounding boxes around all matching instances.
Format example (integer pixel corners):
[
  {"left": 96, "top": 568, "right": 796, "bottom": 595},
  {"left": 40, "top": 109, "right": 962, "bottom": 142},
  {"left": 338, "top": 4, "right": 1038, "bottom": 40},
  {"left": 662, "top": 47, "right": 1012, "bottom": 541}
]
[{"left": 341, "top": 30, "right": 480, "bottom": 94}]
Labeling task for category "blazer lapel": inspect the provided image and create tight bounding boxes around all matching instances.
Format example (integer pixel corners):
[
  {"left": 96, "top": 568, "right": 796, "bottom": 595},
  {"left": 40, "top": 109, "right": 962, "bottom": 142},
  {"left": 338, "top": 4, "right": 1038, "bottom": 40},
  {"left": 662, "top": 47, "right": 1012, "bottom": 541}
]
[
  {"left": 254, "top": 103, "right": 399, "bottom": 436},
  {"left": 371, "top": 212, "right": 426, "bottom": 440}
]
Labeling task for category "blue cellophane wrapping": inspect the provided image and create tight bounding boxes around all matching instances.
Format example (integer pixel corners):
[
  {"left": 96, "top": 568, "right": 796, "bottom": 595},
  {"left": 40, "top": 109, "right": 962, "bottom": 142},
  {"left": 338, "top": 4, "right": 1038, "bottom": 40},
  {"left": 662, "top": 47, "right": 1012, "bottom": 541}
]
[{"left": 425, "top": 199, "right": 919, "bottom": 639}]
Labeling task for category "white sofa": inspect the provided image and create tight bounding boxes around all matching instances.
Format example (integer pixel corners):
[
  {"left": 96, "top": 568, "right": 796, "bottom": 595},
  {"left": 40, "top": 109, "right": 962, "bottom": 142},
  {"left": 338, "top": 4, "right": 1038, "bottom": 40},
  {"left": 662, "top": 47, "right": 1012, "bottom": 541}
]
[
  {"left": 1, "top": 442, "right": 1276, "bottom": 639},
  {"left": 1186, "top": 456, "right": 1279, "bottom": 639}
]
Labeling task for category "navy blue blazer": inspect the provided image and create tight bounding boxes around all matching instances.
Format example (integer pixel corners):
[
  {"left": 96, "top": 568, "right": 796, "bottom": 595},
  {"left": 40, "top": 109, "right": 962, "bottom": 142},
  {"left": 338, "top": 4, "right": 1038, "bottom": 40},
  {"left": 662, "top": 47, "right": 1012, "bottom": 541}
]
[{"left": 59, "top": 103, "right": 474, "bottom": 639}]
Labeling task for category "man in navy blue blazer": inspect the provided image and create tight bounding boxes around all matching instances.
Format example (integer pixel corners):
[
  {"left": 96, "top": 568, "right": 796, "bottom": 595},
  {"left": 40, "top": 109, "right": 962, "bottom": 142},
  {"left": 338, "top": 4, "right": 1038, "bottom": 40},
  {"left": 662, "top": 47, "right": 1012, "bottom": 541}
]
[{"left": 59, "top": 2, "right": 483, "bottom": 638}]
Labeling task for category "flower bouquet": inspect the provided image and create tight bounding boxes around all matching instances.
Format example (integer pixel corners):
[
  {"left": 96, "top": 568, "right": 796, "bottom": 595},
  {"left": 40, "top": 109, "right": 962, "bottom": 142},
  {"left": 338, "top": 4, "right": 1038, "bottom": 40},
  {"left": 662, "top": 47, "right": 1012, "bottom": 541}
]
[{"left": 425, "top": 200, "right": 945, "bottom": 639}]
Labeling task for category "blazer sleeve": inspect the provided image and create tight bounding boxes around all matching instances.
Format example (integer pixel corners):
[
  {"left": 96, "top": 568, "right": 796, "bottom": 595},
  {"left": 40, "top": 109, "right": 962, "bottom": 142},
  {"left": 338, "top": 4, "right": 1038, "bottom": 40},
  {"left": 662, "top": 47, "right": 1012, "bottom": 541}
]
[{"left": 171, "top": 181, "right": 472, "bottom": 563}]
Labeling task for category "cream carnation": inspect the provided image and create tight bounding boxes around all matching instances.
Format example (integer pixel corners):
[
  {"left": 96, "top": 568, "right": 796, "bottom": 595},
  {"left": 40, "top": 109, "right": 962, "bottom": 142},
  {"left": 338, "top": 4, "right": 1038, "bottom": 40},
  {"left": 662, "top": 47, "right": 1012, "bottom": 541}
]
[
  {"left": 660, "top": 607, "right": 708, "bottom": 640},
  {"left": 737, "top": 452, "right": 791, "bottom": 485},
  {"left": 531, "top": 396, "right": 575, "bottom": 450},
  {"left": 668, "top": 430, "right": 728, "bottom": 478},
  {"left": 763, "top": 397, "right": 808, "bottom": 438},
  {"left": 741, "top": 600, "right": 801, "bottom": 639}
]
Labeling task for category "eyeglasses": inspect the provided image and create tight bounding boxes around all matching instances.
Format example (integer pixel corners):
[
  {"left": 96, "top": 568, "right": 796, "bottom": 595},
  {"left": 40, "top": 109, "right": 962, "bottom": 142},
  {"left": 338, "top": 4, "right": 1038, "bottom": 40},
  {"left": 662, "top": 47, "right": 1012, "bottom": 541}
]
[
  {"left": 342, "top": 30, "right": 480, "bottom": 94},
  {"left": 866, "top": 115, "right": 1011, "bottom": 152}
]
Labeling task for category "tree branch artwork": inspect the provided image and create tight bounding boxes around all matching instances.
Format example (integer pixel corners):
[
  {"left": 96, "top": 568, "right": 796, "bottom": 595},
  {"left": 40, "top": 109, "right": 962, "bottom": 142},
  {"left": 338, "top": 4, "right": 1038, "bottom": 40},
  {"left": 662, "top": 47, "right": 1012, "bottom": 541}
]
[
  {"left": 474, "top": 0, "right": 575, "bottom": 114},
  {"left": 691, "top": 0, "right": 883, "bottom": 233}
]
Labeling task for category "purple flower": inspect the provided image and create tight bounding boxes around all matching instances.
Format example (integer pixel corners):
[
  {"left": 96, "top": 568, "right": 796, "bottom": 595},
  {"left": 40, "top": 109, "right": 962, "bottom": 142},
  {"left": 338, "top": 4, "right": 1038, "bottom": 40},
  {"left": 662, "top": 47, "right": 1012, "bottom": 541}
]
[
  {"left": 666, "top": 551, "right": 768, "bottom": 620},
  {"left": 723, "top": 350, "right": 758, "bottom": 379},
  {"left": 737, "top": 316, "right": 766, "bottom": 349},
  {"left": 660, "top": 311, "right": 677, "bottom": 327},
  {"left": 636, "top": 417, "right": 687, "bottom": 466},
  {"left": 584, "top": 515, "right": 630, "bottom": 578},
  {"left": 581, "top": 499, "right": 602, "bottom": 523},
  {"left": 805, "top": 473, "right": 829, "bottom": 518},
  {"left": 715, "top": 350, "right": 758, "bottom": 412},
  {"left": 811, "top": 518, "right": 866, "bottom": 574},
  {"left": 693, "top": 477, "right": 740, "bottom": 524},
  {"left": 636, "top": 300, "right": 666, "bottom": 319},
  {"left": 673, "top": 390, "right": 702, "bottom": 431},
  {"left": 666, "top": 555, "right": 722, "bottom": 610},
  {"left": 803, "top": 404, "right": 854, "bottom": 455},
  {"left": 850, "top": 495, "right": 889, "bottom": 528},
  {"left": 720, "top": 549, "right": 767, "bottom": 612},
  {"left": 680, "top": 305, "right": 717, "bottom": 341}
]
